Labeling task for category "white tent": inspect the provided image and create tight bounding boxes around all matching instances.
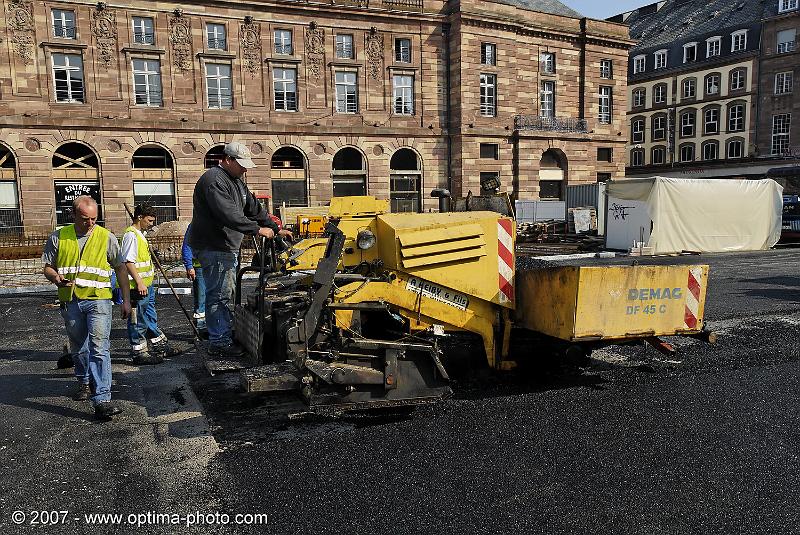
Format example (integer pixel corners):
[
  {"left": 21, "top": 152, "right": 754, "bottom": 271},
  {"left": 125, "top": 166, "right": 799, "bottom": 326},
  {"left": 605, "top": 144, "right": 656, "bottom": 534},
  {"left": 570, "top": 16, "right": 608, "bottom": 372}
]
[{"left": 605, "top": 177, "right": 783, "bottom": 254}]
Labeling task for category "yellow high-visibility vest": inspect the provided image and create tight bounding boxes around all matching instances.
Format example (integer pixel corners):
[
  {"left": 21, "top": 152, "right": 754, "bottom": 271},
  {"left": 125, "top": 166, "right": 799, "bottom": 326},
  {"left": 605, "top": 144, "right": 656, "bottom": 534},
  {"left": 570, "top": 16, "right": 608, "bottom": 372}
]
[
  {"left": 55, "top": 225, "right": 113, "bottom": 302},
  {"left": 123, "top": 226, "right": 154, "bottom": 288}
]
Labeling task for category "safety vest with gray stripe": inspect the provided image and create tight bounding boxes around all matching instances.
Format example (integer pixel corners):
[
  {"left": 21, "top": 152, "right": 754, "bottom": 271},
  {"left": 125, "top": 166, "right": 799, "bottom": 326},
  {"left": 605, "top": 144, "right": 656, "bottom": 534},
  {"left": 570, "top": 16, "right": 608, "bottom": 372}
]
[
  {"left": 55, "top": 224, "right": 113, "bottom": 302},
  {"left": 123, "top": 226, "right": 154, "bottom": 289}
]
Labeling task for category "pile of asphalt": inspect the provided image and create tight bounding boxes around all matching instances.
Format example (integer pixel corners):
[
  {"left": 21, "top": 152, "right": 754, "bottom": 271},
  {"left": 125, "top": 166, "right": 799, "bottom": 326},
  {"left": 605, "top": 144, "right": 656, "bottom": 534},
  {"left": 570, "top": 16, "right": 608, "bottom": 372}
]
[{"left": 515, "top": 252, "right": 709, "bottom": 271}]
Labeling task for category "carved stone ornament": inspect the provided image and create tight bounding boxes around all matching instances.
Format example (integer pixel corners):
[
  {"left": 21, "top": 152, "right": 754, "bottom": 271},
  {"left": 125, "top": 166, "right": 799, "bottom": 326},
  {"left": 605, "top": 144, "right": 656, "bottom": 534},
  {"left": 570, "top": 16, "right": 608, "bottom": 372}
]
[
  {"left": 91, "top": 7, "right": 118, "bottom": 69},
  {"left": 6, "top": 0, "right": 35, "bottom": 64},
  {"left": 169, "top": 12, "right": 193, "bottom": 72},
  {"left": 304, "top": 27, "right": 325, "bottom": 80},
  {"left": 365, "top": 31, "right": 384, "bottom": 81},
  {"left": 239, "top": 20, "right": 262, "bottom": 78}
]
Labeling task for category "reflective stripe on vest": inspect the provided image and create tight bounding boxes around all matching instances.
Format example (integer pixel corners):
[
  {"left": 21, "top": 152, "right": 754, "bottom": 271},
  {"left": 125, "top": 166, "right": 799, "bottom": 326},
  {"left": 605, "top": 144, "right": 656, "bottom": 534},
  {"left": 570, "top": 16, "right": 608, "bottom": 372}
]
[
  {"left": 55, "top": 225, "right": 113, "bottom": 302},
  {"left": 124, "top": 226, "right": 154, "bottom": 288}
]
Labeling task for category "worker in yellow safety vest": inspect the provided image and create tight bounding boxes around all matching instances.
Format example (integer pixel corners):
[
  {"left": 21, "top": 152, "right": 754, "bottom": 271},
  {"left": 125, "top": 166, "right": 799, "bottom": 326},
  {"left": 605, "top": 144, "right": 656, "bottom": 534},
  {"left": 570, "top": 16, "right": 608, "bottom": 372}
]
[
  {"left": 120, "top": 203, "right": 176, "bottom": 364},
  {"left": 42, "top": 195, "right": 131, "bottom": 421}
]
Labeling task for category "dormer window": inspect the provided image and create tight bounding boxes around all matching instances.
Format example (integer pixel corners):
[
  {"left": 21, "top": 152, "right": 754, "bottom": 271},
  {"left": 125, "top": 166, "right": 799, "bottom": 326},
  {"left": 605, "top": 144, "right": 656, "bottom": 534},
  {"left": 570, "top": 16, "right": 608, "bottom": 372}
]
[
  {"left": 732, "top": 30, "right": 748, "bottom": 52},
  {"left": 706, "top": 36, "right": 721, "bottom": 57},
  {"left": 654, "top": 49, "right": 667, "bottom": 69},
  {"left": 779, "top": 0, "right": 798, "bottom": 13},
  {"left": 683, "top": 42, "right": 698, "bottom": 63},
  {"left": 633, "top": 55, "right": 645, "bottom": 74}
]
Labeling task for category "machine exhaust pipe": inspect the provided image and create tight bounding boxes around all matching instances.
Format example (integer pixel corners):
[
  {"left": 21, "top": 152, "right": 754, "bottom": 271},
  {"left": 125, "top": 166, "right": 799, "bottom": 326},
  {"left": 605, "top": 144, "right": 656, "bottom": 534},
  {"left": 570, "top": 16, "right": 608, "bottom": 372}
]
[{"left": 430, "top": 189, "right": 451, "bottom": 213}]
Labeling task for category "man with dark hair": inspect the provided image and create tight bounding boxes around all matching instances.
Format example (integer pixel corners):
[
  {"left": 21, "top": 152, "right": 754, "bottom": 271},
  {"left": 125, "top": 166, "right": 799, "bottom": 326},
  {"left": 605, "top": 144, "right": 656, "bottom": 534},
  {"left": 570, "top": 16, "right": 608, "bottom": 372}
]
[
  {"left": 120, "top": 203, "right": 174, "bottom": 364},
  {"left": 42, "top": 195, "right": 131, "bottom": 420},
  {"left": 189, "top": 141, "right": 292, "bottom": 358}
]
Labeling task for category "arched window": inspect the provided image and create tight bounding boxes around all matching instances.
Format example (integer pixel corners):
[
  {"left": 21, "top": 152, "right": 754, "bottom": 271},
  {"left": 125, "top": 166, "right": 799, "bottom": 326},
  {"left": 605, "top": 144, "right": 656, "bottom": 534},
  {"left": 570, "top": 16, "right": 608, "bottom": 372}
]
[
  {"left": 631, "top": 116, "right": 646, "bottom": 143},
  {"left": 679, "top": 143, "right": 695, "bottom": 163},
  {"left": 389, "top": 148, "right": 421, "bottom": 212},
  {"left": 632, "top": 88, "right": 646, "bottom": 108},
  {"left": 703, "top": 106, "right": 721, "bottom": 135},
  {"left": 52, "top": 142, "right": 102, "bottom": 225},
  {"left": 630, "top": 148, "right": 645, "bottom": 167},
  {"left": 539, "top": 149, "right": 567, "bottom": 199},
  {"left": 331, "top": 147, "right": 366, "bottom": 197},
  {"left": 271, "top": 146, "right": 308, "bottom": 208},
  {"left": 701, "top": 140, "right": 719, "bottom": 161},
  {"left": 651, "top": 145, "right": 667, "bottom": 165},
  {"left": 132, "top": 145, "right": 177, "bottom": 222},
  {"left": 204, "top": 145, "right": 226, "bottom": 168},
  {"left": 0, "top": 144, "right": 21, "bottom": 234},
  {"left": 726, "top": 137, "right": 745, "bottom": 159}
]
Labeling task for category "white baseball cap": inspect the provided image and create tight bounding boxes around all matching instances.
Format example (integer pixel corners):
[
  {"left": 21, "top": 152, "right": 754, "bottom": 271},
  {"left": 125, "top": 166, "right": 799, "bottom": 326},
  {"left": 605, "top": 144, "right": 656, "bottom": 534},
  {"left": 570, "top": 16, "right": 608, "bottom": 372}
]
[{"left": 224, "top": 141, "right": 256, "bottom": 169}]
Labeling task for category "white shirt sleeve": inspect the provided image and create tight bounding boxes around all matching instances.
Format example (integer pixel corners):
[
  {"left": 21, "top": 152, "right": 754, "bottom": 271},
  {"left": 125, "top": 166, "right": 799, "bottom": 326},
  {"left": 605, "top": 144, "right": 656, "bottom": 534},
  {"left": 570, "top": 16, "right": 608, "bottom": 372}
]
[{"left": 120, "top": 231, "right": 139, "bottom": 264}]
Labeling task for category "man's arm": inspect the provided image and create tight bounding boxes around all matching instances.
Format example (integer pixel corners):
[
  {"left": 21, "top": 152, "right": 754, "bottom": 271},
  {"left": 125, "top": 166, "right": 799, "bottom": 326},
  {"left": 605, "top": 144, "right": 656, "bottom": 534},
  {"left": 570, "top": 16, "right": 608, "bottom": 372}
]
[
  {"left": 41, "top": 233, "right": 70, "bottom": 287},
  {"left": 43, "top": 264, "right": 71, "bottom": 287},
  {"left": 114, "top": 264, "right": 131, "bottom": 320},
  {"left": 120, "top": 232, "right": 147, "bottom": 296}
]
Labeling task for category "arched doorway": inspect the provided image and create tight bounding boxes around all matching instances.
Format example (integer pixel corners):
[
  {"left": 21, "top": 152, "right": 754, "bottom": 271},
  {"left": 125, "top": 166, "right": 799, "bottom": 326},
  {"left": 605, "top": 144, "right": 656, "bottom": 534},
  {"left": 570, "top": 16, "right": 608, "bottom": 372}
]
[
  {"left": 132, "top": 145, "right": 177, "bottom": 222},
  {"left": 0, "top": 144, "right": 21, "bottom": 234},
  {"left": 271, "top": 147, "right": 308, "bottom": 208},
  {"left": 389, "top": 148, "right": 422, "bottom": 212},
  {"left": 204, "top": 144, "right": 225, "bottom": 168},
  {"left": 52, "top": 142, "right": 102, "bottom": 225},
  {"left": 539, "top": 149, "right": 567, "bottom": 200},
  {"left": 331, "top": 147, "right": 366, "bottom": 197}
]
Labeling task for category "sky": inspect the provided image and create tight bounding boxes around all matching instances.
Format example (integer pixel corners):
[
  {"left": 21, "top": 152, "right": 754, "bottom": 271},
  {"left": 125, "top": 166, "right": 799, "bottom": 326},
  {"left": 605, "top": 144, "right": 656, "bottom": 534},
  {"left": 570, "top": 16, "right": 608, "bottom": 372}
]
[{"left": 560, "top": 0, "right": 646, "bottom": 20}]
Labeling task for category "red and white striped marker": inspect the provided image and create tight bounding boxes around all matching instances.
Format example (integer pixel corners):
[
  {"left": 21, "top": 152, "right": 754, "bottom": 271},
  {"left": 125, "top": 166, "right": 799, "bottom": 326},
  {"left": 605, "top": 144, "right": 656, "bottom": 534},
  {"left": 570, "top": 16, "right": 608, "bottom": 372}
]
[
  {"left": 497, "top": 219, "right": 515, "bottom": 305},
  {"left": 684, "top": 267, "right": 703, "bottom": 329}
]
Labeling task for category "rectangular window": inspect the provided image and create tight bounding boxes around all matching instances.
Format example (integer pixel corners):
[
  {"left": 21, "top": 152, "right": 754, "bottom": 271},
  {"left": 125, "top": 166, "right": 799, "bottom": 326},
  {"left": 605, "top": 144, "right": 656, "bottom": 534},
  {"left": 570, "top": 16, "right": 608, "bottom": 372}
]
[
  {"left": 132, "top": 17, "right": 155, "bottom": 45},
  {"left": 52, "top": 9, "right": 76, "bottom": 39},
  {"left": 133, "top": 181, "right": 177, "bottom": 222},
  {"left": 336, "top": 34, "right": 354, "bottom": 59},
  {"left": 631, "top": 150, "right": 644, "bottom": 167},
  {"left": 654, "top": 84, "right": 666, "bottom": 104},
  {"left": 731, "top": 69, "right": 746, "bottom": 91},
  {"left": 776, "top": 72, "right": 794, "bottom": 95},
  {"left": 206, "top": 23, "right": 226, "bottom": 50},
  {"left": 727, "top": 139, "right": 743, "bottom": 158},
  {"left": 274, "top": 29, "right": 293, "bottom": 55},
  {"left": 633, "top": 89, "right": 645, "bottom": 108},
  {"left": 600, "top": 59, "right": 613, "bottom": 79},
  {"left": 681, "top": 112, "right": 695, "bottom": 137},
  {"left": 728, "top": 104, "right": 744, "bottom": 131},
  {"left": 395, "top": 38, "right": 411, "bottom": 63},
  {"left": 335, "top": 71, "right": 358, "bottom": 113},
  {"left": 541, "top": 52, "right": 555, "bottom": 74},
  {"left": 205, "top": 63, "right": 232, "bottom": 109},
  {"left": 273, "top": 68, "right": 297, "bottom": 111},
  {"left": 598, "top": 86, "right": 612, "bottom": 124},
  {"left": 480, "top": 74, "right": 497, "bottom": 117},
  {"left": 732, "top": 30, "right": 748, "bottom": 52},
  {"left": 654, "top": 50, "right": 667, "bottom": 69},
  {"left": 682, "top": 78, "right": 696, "bottom": 99},
  {"left": 704, "top": 109, "right": 719, "bottom": 135},
  {"left": 481, "top": 43, "right": 496, "bottom": 66},
  {"left": 52, "top": 53, "right": 84, "bottom": 103},
  {"left": 632, "top": 119, "right": 644, "bottom": 143},
  {"left": 707, "top": 37, "right": 721, "bottom": 57},
  {"left": 597, "top": 148, "right": 612, "bottom": 162},
  {"left": 633, "top": 55, "right": 645, "bottom": 74},
  {"left": 680, "top": 144, "right": 695, "bottom": 162},
  {"left": 540, "top": 80, "right": 555, "bottom": 118},
  {"left": 392, "top": 74, "right": 414, "bottom": 115},
  {"left": 683, "top": 43, "right": 697, "bottom": 63},
  {"left": 390, "top": 175, "right": 421, "bottom": 213},
  {"left": 777, "top": 29, "right": 796, "bottom": 53},
  {"left": 652, "top": 115, "right": 666, "bottom": 140},
  {"left": 480, "top": 143, "right": 499, "bottom": 159},
  {"left": 132, "top": 59, "right": 162, "bottom": 107},
  {"left": 779, "top": 0, "right": 798, "bottom": 13},
  {"left": 705, "top": 75, "right": 720, "bottom": 96},
  {"left": 772, "top": 113, "right": 792, "bottom": 155},
  {"left": 652, "top": 147, "right": 666, "bottom": 165},
  {"left": 597, "top": 172, "right": 612, "bottom": 182}
]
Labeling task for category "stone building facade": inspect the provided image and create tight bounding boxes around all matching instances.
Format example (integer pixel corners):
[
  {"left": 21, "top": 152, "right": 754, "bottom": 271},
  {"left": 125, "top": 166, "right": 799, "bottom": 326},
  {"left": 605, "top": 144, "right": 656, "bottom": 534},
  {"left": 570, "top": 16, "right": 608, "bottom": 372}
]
[{"left": 0, "top": 0, "right": 631, "bottom": 233}]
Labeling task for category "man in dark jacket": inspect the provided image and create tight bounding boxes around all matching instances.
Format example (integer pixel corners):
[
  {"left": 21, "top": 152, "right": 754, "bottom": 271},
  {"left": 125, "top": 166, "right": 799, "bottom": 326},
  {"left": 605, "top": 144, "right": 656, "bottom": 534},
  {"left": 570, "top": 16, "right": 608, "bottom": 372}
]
[{"left": 189, "top": 141, "right": 292, "bottom": 357}]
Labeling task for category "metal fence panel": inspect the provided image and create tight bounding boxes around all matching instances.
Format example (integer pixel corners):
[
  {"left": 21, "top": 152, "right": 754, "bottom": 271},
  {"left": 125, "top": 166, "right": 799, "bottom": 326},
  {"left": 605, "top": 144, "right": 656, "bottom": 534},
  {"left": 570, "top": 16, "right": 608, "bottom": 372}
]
[{"left": 515, "top": 200, "right": 566, "bottom": 223}]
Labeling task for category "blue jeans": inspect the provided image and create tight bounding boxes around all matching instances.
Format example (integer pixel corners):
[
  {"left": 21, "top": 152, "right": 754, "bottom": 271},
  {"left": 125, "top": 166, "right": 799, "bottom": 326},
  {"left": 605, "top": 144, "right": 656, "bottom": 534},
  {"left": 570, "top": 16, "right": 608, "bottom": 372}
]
[
  {"left": 127, "top": 285, "right": 164, "bottom": 350},
  {"left": 193, "top": 267, "right": 206, "bottom": 316},
  {"left": 196, "top": 249, "right": 237, "bottom": 347},
  {"left": 60, "top": 298, "right": 113, "bottom": 405}
]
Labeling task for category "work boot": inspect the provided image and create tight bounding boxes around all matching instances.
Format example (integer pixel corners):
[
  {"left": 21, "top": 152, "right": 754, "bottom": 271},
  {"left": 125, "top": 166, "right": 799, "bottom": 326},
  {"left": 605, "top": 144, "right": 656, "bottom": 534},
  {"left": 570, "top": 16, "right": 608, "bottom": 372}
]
[
  {"left": 94, "top": 402, "right": 123, "bottom": 421},
  {"left": 207, "top": 343, "right": 245, "bottom": 358},
  {"left": 73, "top": 383, "right": 91, "bottom": 401},
  {"left": 131, "top": 349, "right": 163, "bottom": 366},
  {"left": 151, "top": 339, "right": 179, "bottom": 359}
]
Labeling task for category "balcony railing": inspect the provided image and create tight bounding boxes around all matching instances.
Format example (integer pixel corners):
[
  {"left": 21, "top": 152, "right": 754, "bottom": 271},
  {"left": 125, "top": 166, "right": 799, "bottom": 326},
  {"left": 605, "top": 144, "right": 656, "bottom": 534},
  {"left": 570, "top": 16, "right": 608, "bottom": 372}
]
[
  {"left": 777, "top": 41, "right": 796, "bottom": 53},
  {"left": 274, "top": 44, "right": 293, "bottom": 55},
  {"left": 54, "top": 25, "right": 76, "bottom": 39},
  {"left": 333, "top": 0, "right": 369, "bottom": 7},
  {"left": 207, "top": 38, "right": 227, "bottom": 50},
  {"left": 514, "top": 115, "right": 589, "bottom": 133},
  {"left": 382, "top": 0, "right": 423, "bottom": 10},
  {"left": 134, "top": 32, "right": 155, "bottom": 45}
]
